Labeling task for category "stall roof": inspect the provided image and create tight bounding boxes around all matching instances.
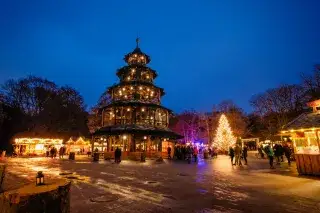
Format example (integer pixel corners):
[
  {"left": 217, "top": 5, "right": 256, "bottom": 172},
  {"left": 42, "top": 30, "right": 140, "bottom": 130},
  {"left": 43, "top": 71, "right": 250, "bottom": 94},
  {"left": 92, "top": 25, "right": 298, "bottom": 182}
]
[
  {"left": 13, "top": 131, "right": 64, "bottom": 139},
  {"left": 283, "top": 112, "right": 320, "bottom": 131}
]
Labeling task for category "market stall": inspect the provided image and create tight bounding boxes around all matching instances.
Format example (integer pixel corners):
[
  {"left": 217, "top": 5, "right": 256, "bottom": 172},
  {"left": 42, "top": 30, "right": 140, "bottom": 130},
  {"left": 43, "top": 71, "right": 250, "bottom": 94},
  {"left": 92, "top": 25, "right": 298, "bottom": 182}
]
[
  {"left": 14, "top": 136, "right": 63, "bottom": 156},
  {"left": 281, "top": 100, "right": 320, "bottom": 175},
  {"left": 65, "top": 137, "right": 91, "bottom": 155}
]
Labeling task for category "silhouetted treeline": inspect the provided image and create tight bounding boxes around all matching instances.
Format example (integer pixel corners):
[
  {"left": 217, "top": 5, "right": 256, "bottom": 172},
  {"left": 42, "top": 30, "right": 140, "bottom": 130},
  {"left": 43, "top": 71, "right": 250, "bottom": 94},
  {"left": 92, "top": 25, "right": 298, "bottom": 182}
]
[
  {"left": 0, "top": 76, "right": 89, "bottom": 152},
  {"left": 170, "top": 65, "right": 320, "bottom": 142}
]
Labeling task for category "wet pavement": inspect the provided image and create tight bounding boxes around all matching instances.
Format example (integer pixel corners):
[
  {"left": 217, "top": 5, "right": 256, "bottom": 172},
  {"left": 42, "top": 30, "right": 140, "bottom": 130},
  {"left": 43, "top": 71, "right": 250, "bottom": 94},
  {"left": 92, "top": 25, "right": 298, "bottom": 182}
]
[{"left": 2, "top": 155, "right": 320, "bottom": 213}]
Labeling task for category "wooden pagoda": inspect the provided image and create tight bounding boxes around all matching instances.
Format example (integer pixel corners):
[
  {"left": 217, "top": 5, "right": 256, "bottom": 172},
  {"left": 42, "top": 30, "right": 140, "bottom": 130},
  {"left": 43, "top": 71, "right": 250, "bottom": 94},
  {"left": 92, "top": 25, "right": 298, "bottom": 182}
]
[{"left": 92, "top": 39, "right": 182, "bottom": 159}]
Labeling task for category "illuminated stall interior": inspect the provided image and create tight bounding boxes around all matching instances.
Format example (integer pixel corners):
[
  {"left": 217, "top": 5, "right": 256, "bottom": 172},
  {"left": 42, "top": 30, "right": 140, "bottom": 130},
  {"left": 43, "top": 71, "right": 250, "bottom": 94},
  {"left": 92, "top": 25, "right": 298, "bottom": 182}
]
[
  {"left": 14, "top": 137, "right": 63, "bottom": 155},
  {"left": 65, "top": 137, "right": 91, "bottom": 154},
  {"left": 93, "top": 39, "right": 182, "bottom": 156},
  {"left": 281, "top": 100, "right": 320, "bottom": 154}
]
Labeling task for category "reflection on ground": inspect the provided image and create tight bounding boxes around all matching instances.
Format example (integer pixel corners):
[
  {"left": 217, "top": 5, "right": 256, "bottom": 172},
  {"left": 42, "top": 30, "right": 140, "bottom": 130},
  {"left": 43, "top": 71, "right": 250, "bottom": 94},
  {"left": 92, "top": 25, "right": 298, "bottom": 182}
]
[{"left": 2, "top": 155, "right": 320, "bottom": 213}]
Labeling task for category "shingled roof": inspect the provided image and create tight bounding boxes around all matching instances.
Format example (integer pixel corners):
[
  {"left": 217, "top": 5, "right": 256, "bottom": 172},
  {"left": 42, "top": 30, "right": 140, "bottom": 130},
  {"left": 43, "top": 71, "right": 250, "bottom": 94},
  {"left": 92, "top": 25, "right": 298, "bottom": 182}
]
[
  {"left": 283, "top": 112, "right": 320, "bottom": 130},
  {"left": 93, "top": 124, "right": 183, "bottom": 139}
]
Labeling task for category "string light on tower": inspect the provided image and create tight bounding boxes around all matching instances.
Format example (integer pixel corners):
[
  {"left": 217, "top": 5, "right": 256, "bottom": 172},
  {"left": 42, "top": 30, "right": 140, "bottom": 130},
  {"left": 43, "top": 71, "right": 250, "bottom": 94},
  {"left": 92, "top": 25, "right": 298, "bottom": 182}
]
[{"left": 213, "top": 114, "right": 236, "bottom": 151}]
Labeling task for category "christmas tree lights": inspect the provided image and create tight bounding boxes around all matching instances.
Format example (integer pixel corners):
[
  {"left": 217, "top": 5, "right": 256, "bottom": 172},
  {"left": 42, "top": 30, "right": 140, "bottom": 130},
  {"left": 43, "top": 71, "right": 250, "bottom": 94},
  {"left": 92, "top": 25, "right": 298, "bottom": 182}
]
[{"left": 214, "top": 114, "right": 236, "bottom": 151}]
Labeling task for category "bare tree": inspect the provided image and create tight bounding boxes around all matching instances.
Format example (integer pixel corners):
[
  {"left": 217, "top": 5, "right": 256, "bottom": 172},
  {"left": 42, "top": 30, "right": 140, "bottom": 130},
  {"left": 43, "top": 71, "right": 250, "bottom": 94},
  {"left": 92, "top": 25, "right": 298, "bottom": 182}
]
[
  {"left": 1, "top": 76, "right": 57, "bottom": 116},
  {"left": 87, "top": 90, "right": 112, "bottom": 133},
  {"left": 170, "top": 110, "right": 202, "bottom": 144},
  {"left": 250, "top": 84, "right": 306, "bottom": 138},
  {"left": 301, "top": 64, "right": 320, "bottom": 101}
]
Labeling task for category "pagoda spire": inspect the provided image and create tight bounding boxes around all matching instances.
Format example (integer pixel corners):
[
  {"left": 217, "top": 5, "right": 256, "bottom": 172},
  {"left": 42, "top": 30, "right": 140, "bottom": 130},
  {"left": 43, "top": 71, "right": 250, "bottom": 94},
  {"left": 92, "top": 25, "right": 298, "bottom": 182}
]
[{"left": 136, "top": 37, "right": 140, "bottom": 48}]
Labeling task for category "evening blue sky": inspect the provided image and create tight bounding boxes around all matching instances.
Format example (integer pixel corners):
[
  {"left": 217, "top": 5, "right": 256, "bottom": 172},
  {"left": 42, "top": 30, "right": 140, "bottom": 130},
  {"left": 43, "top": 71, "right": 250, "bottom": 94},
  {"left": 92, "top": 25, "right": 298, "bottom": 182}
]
[{"left": 0, "top": 0, "right": 319, "bottom": 113}]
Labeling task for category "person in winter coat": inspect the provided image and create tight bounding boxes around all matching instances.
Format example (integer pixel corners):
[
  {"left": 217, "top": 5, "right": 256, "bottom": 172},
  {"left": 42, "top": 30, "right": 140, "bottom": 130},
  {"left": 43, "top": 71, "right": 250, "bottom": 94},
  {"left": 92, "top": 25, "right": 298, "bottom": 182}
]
[
  {"left": 234, "top": 144, "right": 242, "bottom": 166},
  {"left": 167, "top": 146, "right": 172, "bottom": 160},
  {"left": 193, "top": 146, "right": 199, "bottom": 162},
  {"left": 242, "top": 145, "right": 248, "bottom": 165},
  {"left": 229, "top": 146, "right": 235, "bottom": 165},
  {"left": 59, "top": 147, "right": 64, "bottom": 159},
  {"left": 283, "top": 144, "right": 292, "bottom": 166},
  {"left": 265, "top": 144, "right": 275, "bottom": 169},
  {"left": 274, "top": 144, "right": 282, "bottom": 165},
  {"left": 258, "top": 145, "right": 264, "bottom": 158}
]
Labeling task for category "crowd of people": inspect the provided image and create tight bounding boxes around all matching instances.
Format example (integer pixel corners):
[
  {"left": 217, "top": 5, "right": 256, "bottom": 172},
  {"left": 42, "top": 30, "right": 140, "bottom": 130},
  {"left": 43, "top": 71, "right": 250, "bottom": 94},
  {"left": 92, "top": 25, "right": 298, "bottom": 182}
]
[
  {"left": 171, "top": 145, "right": 219, "bottom": 163},
  {"left": 45, "top": 146, "right": 67, "bottom": 159},
  {"left": 228, "top": 142, "right": 293, "bottom": 169},
  {"left": 260, "top": 143, "right": 293, "bottom": 169},
  {"left": 228, "top": 144, "right": 248, "bottom": 166},
  {"left": 173, "top": 145, "right": 200, "bottom": 163}
]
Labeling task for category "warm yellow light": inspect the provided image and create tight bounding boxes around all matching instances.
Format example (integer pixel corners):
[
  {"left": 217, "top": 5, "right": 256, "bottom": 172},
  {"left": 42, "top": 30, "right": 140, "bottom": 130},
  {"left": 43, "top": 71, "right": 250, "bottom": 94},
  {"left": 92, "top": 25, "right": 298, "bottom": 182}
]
[
  {"left": 146, "top": 75, "right": 149, "bottom": 79},
  {"left": 134, "top": 54, "right": 137, "bottom": 57},
  {"left": 35, "top": 144, "right": 44, "bottom": 151},
  {"left": 151, "top": 116, "right": 154, "bottom": 119},
  {"left": 124, "top": 95, "right": 128, "bottom": 98},
  {"left": 130, "top": 86, "right": 133, "bottom": 90},
  {"left": 158, "top": 113, "right": 161, "bottom": 115},
  {"left": 213, "top": 114, "right": 235, "bottom": 151},
  {"left": 146, "top": 96, "right": 149, "bottom": 98},
  {"left": 140, "top": 56, "right": 144, "bottom": 60},
  {"left": 14, "top": 138, "right": 63, "bottom": 145},
  {"left": 143, "top": 136, "right": 147, "bottom": 140},
  {"left": 127, "top": 108, "right": 130, "bottom": 111},
  {"left": 100, "top": 137, "right": 103, "bottom": 140},
  {"left": 127, "top": 77, "right": 130, "bottom": 80},
  {"left": 123, "top": 135, "right": 127, "bottom": 139},
  {"left": 147, "top": 88, "right": 150, "bottom": 91},
  {"left": 141, "top": 108, "right": 145, "bottom": 112},
  {"left": 290, "top": 129, "right": 294, "bottom": 132},
  {"left": 151, "top": 94, "right": 154, "bottom": 97},
  {"left": 139, "top": 86, "right": 142, "bottom": 90},
  {"left": 122, "top": 88, "right": 126, "bottom": 91},
  {"left": 131, "top": 69, "right": 135, "bottom": 73}
]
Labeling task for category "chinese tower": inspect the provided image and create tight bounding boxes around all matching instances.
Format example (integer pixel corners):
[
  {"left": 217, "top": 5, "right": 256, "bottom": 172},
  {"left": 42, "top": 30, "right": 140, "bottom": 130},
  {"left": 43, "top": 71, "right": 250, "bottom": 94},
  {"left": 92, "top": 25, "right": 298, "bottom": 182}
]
[{"left": 93, "top": 39, "right": 182, "bottom": 156}]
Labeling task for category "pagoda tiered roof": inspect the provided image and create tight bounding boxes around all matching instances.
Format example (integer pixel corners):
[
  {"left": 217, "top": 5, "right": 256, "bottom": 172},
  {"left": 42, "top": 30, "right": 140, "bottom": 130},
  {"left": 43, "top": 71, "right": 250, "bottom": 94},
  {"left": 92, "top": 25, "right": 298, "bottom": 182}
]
[
  {"left": 107, "top": 81, "right": 165, "bottom": 96},
  {"left": 100, "top": 100, "right": 173, "bottom": 113},
  {"left": 116, "top": 65, "right": 157, "bottom": 78},
  {"left": 94, "top": 124, "right": 182, "bottom": 139}
]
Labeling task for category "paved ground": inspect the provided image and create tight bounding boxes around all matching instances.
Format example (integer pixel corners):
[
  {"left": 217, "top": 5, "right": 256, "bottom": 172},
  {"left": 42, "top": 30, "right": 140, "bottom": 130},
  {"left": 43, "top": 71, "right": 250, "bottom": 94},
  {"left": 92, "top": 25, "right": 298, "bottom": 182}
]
[{"left": 2, "top": 155, "right": 320, "bottom": 213}]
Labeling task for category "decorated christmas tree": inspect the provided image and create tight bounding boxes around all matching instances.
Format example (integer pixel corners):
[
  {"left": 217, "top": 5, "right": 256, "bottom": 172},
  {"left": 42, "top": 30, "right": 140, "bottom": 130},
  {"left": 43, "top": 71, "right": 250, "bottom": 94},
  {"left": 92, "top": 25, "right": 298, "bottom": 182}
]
[{"left": 214, "top": 114, "right": 236, "bottom": 151}]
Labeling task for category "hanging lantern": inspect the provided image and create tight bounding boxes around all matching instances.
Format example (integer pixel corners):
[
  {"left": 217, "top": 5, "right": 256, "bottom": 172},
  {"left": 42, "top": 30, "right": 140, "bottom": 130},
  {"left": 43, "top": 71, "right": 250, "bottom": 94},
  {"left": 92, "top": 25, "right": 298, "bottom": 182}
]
[{"left": 36, "top": 171, "right": 44, "bottom": 186}]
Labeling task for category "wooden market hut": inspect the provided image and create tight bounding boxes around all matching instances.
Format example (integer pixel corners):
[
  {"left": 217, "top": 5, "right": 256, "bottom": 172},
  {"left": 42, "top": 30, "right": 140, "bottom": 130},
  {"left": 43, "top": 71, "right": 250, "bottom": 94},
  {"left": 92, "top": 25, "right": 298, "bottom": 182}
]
[
  {"left": 13, "top": 132, "right": 63, "bottom": 156},
  {"left": 65, "top": 136, "right": 91, "bottom": 155},
  {"left": 281, "top": 100, "right": 320, "bottom": 175}
]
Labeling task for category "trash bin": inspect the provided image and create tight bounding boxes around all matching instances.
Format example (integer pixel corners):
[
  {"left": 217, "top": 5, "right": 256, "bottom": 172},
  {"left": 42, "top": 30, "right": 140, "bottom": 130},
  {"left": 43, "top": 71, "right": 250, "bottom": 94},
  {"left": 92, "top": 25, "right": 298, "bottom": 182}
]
[
  {"left": 93, "top": 152, "right": 99, "bottom": 162},
  {"left": 204, "top": 152, "right": 209, "bottom": 159},
  {"left": 69, "top": 152, "right": 75, "bottom": 160},
  {"left": 140, "top": 152, "right": 146, "bottom": 162}
]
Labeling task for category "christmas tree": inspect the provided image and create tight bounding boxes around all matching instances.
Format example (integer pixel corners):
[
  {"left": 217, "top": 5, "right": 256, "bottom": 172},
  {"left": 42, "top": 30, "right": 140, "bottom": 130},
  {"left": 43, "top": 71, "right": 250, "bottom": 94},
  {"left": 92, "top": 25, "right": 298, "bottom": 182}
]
[{"left": 214, "top": 114, "right": 236, "bottom": 151}]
